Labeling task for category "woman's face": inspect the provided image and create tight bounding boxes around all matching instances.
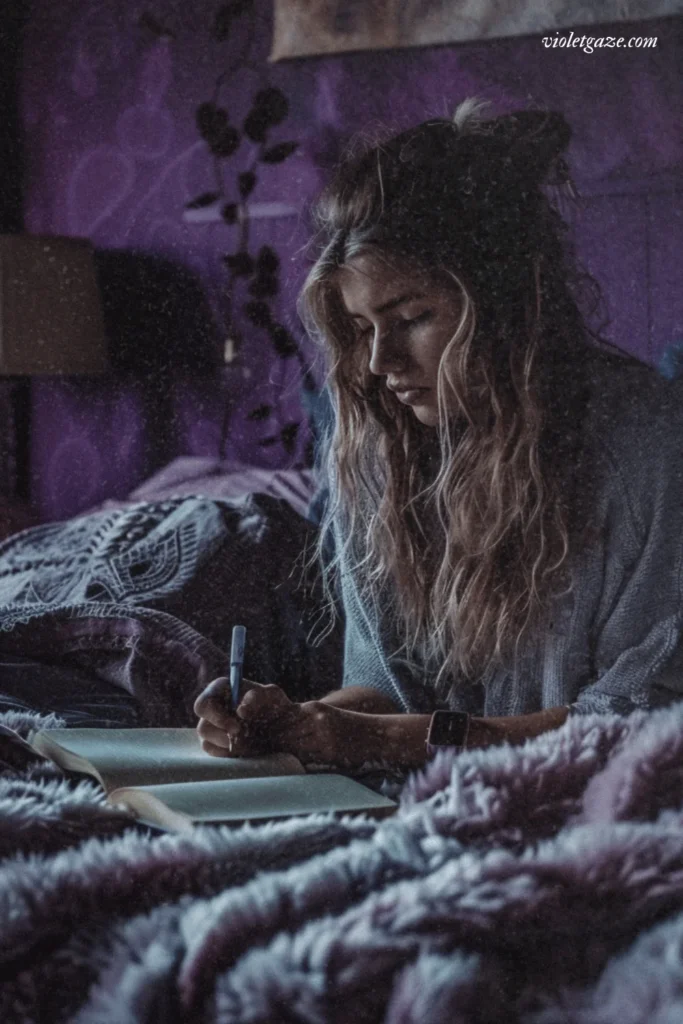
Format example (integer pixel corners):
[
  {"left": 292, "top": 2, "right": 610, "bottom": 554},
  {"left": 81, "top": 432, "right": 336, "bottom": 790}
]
[{"left": 337, "top": 253, "right": 465, "bottom": 428}]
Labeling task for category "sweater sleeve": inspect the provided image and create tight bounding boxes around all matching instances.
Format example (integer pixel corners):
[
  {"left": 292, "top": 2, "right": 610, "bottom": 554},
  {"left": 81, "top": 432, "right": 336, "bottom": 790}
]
[{"left": 570, "top": 377, "right": 683, "bottom": 716}]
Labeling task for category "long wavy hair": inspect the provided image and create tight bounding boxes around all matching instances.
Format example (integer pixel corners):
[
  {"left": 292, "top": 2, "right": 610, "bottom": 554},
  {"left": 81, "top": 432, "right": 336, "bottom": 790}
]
[{"left": 300, "top": 99, "right": 617, "bottom": 699}]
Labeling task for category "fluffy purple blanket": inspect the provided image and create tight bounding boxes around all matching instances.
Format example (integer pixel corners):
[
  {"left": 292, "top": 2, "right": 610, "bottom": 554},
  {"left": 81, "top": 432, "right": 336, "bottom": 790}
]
[{"left": 2, "top": 704, "right": 683, "bottom": 1023}]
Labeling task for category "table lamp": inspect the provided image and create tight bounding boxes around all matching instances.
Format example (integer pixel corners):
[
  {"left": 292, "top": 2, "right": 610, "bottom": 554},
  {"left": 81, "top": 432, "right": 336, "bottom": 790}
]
[{"left": 0, "top": 234, "right": 109, "bottom": 502}]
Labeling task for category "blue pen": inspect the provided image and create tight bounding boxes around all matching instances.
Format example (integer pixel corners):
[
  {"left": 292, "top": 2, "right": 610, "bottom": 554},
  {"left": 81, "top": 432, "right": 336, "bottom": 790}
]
[{"left": 230, "top": 625, "right": 246, "bottom": 711}]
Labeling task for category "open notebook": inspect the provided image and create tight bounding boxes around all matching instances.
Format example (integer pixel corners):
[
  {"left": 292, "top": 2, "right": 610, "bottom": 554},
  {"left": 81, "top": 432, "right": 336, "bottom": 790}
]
[{"left": 28, "top": 727, "right": 397, "bottom": 832}]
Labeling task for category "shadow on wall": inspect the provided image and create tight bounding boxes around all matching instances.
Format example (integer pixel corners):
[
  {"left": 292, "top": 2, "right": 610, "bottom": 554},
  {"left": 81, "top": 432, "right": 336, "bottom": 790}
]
[
  {"left": 94, "top": 249, "right": 221, "bottom": 377},
  {"left": 93, "top": 248, "right": 223, "bottom": 475},
  {"left": 29, "top": 250, "right": 225, "bottom": 522}
]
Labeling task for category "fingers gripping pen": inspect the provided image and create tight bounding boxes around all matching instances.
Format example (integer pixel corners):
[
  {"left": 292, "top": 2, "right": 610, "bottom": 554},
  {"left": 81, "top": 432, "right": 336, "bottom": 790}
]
[{"left": 230, "top": 625, "right": 246, "bottom": 711}]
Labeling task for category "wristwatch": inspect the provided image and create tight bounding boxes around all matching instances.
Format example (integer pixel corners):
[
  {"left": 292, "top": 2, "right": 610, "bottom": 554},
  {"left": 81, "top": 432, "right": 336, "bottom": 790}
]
[{"left": 426, "top": 710, "right": 471, "bottom": 750}]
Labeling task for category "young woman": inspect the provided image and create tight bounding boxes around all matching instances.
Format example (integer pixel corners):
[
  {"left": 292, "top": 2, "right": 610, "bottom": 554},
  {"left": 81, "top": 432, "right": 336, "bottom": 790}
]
[{"left": 195, "top": 100, "right": 683, "bottom": 769}]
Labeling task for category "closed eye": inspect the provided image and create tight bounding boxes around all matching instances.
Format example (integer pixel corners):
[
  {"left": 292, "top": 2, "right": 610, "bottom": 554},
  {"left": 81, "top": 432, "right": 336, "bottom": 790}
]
[
  {"left": 353, "top": 310, "right": 432, "bottom": 342},
  {"left": 398, "top": 311, "right": 432, "bottom": 331}
]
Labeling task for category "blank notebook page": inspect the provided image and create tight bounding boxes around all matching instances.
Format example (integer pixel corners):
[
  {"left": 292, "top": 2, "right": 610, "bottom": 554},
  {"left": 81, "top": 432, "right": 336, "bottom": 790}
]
[
  {"left": 116, "top": 774, "right": 397, "bottom": 822},
  {"left": 39, "top": 728, "right": 304, "bottom": 790}
]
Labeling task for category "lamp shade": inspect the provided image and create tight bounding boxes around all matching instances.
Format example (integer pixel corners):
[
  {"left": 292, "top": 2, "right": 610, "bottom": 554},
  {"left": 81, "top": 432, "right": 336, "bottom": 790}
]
[{"left": 0, "top": 235, "right": 108, "bottom": 375}]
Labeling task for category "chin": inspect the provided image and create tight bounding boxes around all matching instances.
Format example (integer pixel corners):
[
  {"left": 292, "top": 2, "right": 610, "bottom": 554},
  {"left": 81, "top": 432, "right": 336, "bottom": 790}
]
[{"left": 412, "top": 406, "right": 440, "bottom": 428}]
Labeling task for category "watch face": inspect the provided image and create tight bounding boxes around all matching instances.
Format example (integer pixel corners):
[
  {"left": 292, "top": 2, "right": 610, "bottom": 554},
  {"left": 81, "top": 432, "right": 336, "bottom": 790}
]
[{"left": 428, "top": 710, "right": 470, "bottom": 747}]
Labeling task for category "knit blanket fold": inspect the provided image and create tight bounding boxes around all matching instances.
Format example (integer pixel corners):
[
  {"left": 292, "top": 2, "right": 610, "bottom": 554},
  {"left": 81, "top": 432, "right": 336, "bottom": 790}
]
[
  {"left": 3, "top": 702, "right": 683, "bottom": 1023},
  {"left": 0, "top": 496, "right": 342, "bottom": 725}
]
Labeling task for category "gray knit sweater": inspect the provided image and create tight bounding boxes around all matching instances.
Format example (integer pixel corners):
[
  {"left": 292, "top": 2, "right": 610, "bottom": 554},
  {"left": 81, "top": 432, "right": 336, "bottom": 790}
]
[{"left": 332, "top": 353, "right": 683, "bottom": 717}]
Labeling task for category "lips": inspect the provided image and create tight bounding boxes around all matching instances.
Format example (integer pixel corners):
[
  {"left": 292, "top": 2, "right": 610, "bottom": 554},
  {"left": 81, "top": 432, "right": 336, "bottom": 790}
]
[{"left": 391, "top": 386, "right": 430, "bottom": 405}]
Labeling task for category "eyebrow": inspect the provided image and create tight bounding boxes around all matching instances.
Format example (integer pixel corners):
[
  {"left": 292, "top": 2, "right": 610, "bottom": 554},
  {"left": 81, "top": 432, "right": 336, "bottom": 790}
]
[{"left": 348, "top": 291, "right": 426, "bottom": 320}]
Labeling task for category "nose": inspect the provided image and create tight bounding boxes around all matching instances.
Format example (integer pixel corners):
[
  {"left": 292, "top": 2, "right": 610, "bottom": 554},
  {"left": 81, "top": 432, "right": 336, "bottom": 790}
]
[{"left": 368, "top": 329, "right": 405, "bottom": 377}]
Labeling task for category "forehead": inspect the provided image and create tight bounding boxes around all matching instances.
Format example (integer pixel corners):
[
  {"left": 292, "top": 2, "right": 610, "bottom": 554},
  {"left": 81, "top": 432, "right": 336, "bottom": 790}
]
[{"left": 336, "top": 253, "right": 430, "bottom": 313}]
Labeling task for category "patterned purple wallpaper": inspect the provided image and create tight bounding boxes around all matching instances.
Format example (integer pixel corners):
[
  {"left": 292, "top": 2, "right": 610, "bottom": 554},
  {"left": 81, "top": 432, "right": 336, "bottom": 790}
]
[{"left": 19, "top": 2, "right": 683, "bottom": 521}]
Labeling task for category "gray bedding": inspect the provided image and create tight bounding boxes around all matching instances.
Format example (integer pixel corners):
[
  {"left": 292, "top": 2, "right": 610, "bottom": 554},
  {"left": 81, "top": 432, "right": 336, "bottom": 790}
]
[
  {"left": 4, "top": 495, "right": 683, "bottom": 1021},
  {"left": 3, "top": 703, "right": 683, "bottom": 1022},
  {"left": 0, "top": 494, "right": 342, "bottom": 726}
]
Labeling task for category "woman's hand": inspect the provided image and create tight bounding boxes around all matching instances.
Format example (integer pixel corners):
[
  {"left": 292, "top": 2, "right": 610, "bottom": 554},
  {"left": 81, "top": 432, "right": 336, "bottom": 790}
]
[{"left": 194, "top": 677, "right": 347, "bottom": 765}]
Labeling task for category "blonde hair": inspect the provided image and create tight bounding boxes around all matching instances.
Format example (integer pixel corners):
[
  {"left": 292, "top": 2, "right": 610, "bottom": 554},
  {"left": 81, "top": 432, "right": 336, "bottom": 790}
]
[{"left": 300, "top": 100, "right": 612, "bottom": 699}]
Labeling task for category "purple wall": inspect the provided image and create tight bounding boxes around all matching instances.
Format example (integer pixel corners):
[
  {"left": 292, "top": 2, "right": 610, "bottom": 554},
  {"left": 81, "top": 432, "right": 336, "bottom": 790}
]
[{"left": 20, "top": 3, "right": 683, "bottom": 521}]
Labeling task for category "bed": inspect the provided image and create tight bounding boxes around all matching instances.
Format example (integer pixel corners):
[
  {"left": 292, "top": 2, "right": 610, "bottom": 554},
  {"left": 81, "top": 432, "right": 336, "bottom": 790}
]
[
  {"left": 2, "top": 463, "right": 683, "bottom": 1021},
  {"left": 3, "top": 701, "right": 683, "bottom": 1021}
]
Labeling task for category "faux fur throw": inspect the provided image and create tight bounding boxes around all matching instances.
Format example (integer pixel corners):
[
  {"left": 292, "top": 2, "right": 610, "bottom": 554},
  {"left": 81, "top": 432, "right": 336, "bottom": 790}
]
[{"left": 3, "top": 704, "right": 683, "bottom": 1022}]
